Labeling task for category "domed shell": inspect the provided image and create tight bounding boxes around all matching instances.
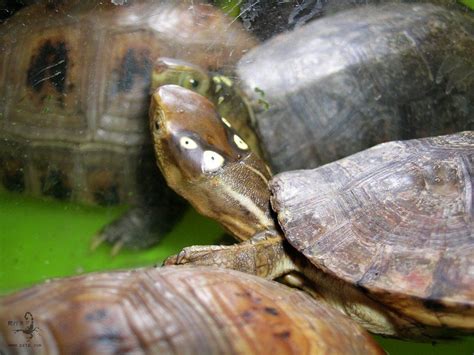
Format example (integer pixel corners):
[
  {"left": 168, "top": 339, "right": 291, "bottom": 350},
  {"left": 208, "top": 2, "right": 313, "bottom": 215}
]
[
  {"left": 271, "top": 132, "right": 474, "bottom": 331},
  {"left": 238, "top": 3, "right": 474, "bottom": 172},
  {"left": 0, "top": 266, "right": 383, "bottom": 354},
  {"left": 0, "top": 0, "right": 255, "bottom": 205}
]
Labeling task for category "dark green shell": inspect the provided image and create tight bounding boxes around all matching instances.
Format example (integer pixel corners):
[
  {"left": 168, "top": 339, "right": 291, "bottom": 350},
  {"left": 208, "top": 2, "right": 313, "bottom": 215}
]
[{"left": 237, "top": 0, "right": 469, "bottom": 41}]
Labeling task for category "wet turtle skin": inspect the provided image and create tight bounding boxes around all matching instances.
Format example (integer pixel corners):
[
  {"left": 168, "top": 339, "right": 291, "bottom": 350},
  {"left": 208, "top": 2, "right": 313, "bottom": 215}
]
[
  {"left": 237, "top": 3, "right": 474, "bottom": 172},
  {"left": 0, "top": 0, "right": 255, "bottom": 249},
  {"left": 271, "top": 131, "right": 474, "bottom": 337},
  {"left": 0, "top": 266, "right": 384, "bottom": 354}
]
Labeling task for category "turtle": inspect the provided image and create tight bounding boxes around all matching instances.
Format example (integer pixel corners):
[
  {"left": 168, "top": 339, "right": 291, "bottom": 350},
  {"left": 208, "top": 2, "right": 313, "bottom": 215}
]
[
  {"left": 0, "top": 266, "right": 384, "bottom": 354},
  {"left": 151, "top": 57, "right": 262, "bottom": 156},
  {"left": 0, "top": 0, "right": 256, "bottom": 252},
  {"left": 154, "top": 3, "right": 474, "bottom": 174},
  {"left": 236, "top": 3, "right": 474, "bottom": 172},
  {"left": 150, "top": 84, "right": 474, "bottom": 340}
]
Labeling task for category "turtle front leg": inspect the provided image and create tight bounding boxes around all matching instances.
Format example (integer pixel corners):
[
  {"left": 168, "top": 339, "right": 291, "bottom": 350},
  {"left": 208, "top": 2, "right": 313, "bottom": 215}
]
[
  {"left": 91, "top": 201, "right": 186, "bottom": 255},
  {"left": 164, "top": 234, "right": 296, "bottom": 279}
]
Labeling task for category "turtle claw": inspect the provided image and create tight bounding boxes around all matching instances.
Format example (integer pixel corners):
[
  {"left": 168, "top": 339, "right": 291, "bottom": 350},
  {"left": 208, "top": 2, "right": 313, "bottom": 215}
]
[
  {"left": 90, "top": 205, "right": 185, "bottom": 255},
  {"left": 90, "top": 233, "right": 108, "bottom": 251},
  {"left": 111, "top": 240, "right": 125, "bottom": 257},
  {"left": 89, "top": 232, "right": 124, "bottom": 256},
  {"left": 163, "top": 253, "right": 179, "bottom": 266}
]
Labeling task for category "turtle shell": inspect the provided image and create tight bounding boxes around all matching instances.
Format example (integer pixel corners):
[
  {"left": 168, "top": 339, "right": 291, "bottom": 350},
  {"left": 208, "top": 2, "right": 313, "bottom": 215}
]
[
  {"left": 0, "top": 0, "right": 255, "bottom": 205},
  {"left": 238, "top": 3, "right": 474, "bottom": 172},
  {"left": 0, "top": 266, "right": 383, "bottom": 354},
  {"left": 270, "top": 131, "right": 473, "bottom": 332}
]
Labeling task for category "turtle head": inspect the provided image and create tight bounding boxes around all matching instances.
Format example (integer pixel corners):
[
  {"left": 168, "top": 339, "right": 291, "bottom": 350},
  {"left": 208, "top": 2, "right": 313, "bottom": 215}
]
[
  {"left": 151, "top": 57, "right": 238, "bottom": 102},
  {"left": 151, "top": 58, "right": 260, "bottom": 154},
  {"left": 150, "top": 85, "right": 275, "bottom": 240},
  {"left": 151, "top": 58, "right": 211, "bottom": 96},
  {"left": 150, "top": 84, "right": 251, "bottom": 183}
]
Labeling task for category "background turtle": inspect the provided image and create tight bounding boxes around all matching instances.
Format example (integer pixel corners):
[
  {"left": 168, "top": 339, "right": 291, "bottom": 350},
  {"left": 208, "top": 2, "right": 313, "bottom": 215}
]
[
  {"left": 237, "top": 3, "right": 474, "bottom": 172},
  {"left": 233, "top": 0, "right": 471, "bottom": 40},
  {"left": 0, "top": 266, "right": 383, "bottom": 354},
  {"left": 151, "top": 85, "right": 473, "bottom": 339},
  {"left": 0, "top": 0, "right": 255, "bottom": 251}
]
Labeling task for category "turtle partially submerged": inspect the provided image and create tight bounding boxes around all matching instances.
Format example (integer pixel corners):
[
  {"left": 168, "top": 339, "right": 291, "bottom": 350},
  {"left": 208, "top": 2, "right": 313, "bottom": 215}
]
[
  {"left": 0, "top": 266, "right": 384, "bottom": 354},
  {"left": 151, "top": 85, "right": 473, "bottom": 339},
  {"left": 0, "top": 0, "right": 255, "bottom": 251}
]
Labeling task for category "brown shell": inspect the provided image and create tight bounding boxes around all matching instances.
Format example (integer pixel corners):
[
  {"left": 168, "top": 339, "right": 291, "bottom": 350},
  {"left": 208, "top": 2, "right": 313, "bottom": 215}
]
[
  {"left": 0, "top": 0, "right": 255, "bottom": 205},
  {"left": 270, "top": 132, "right": 474, "bottom": 330},
  {"left": 0, "top": 266, "right": 383, "bottom": 354}
]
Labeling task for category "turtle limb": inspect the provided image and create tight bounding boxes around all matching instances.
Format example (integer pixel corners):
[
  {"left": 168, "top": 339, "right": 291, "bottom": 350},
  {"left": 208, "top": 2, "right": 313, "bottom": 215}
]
[
  {"left": 164, "top": 235, "right": 426, "bottom": 338},
  {"left": 91, "top": 202, "right": 186, "bottom": 254},
  {"left": 164, "top": 233, "right": 297, "bottom": 279}
]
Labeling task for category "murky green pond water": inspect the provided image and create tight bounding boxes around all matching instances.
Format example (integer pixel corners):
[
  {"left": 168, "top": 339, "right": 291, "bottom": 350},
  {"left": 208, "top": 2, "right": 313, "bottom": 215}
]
[{"left": 0, "top": 191, "right": 222, "bottom": 293}]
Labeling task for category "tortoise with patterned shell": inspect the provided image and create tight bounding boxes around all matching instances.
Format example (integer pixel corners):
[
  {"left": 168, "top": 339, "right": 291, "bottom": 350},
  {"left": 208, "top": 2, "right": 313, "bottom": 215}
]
[{"left": 0, "top": 0, "right": 255, "bottom": 252}]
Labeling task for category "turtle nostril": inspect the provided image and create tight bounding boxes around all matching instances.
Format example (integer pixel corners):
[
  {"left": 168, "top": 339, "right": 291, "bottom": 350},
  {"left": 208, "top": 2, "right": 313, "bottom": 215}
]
[{"left": 154, "top": 120, "right": 160, "bottom": 131}]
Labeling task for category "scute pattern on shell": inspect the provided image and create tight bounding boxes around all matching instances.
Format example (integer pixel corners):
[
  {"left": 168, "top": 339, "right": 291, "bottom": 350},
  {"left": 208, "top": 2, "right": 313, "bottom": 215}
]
[
  {"left": 0, "top": 0, "right": 255, "bottom": 205},
  {"left": 0, "top": 266, "right": 383, "bottom": 354},
  {"left": 270, "top": 132, "right": 473, "bottom": 329}
]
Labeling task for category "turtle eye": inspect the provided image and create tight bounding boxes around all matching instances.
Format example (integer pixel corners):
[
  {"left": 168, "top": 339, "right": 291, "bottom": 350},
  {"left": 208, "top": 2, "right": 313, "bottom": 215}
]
[
  {"left": 189, "top": 78, "right": 200, "bottom": 88},
  {"left": 233, "top": 134, "right": 248, "bottom": 150},
  {"left": 180, "top": 72, "right": 210, "bottom": 95},
  {"left": 182, "top": 74, "right": 201, "bottom": 91},
  {"left": 202, "top": 150, "right": 225, "bottom": 173},
  {"left": 180, "top": 136, "right": 198, "bottom": 150}
]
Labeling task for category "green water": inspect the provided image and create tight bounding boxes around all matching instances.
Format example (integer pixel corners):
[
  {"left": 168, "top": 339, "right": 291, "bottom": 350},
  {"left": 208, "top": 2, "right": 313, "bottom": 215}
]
[
  {"left": 0, "top": 191, "right": 472, "bottom": 354},
  {"left": 0, "top": 191, "right": 222, "bottom": 293},
  {"left": 461, "top": 0, "right": 474, "bottom": 9}
]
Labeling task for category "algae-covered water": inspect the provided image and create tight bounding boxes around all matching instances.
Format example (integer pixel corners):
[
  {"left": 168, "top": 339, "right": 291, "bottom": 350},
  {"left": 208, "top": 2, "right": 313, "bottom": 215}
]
[{"left": 0, "top": 190, "right": 473, "bottom": 354}]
